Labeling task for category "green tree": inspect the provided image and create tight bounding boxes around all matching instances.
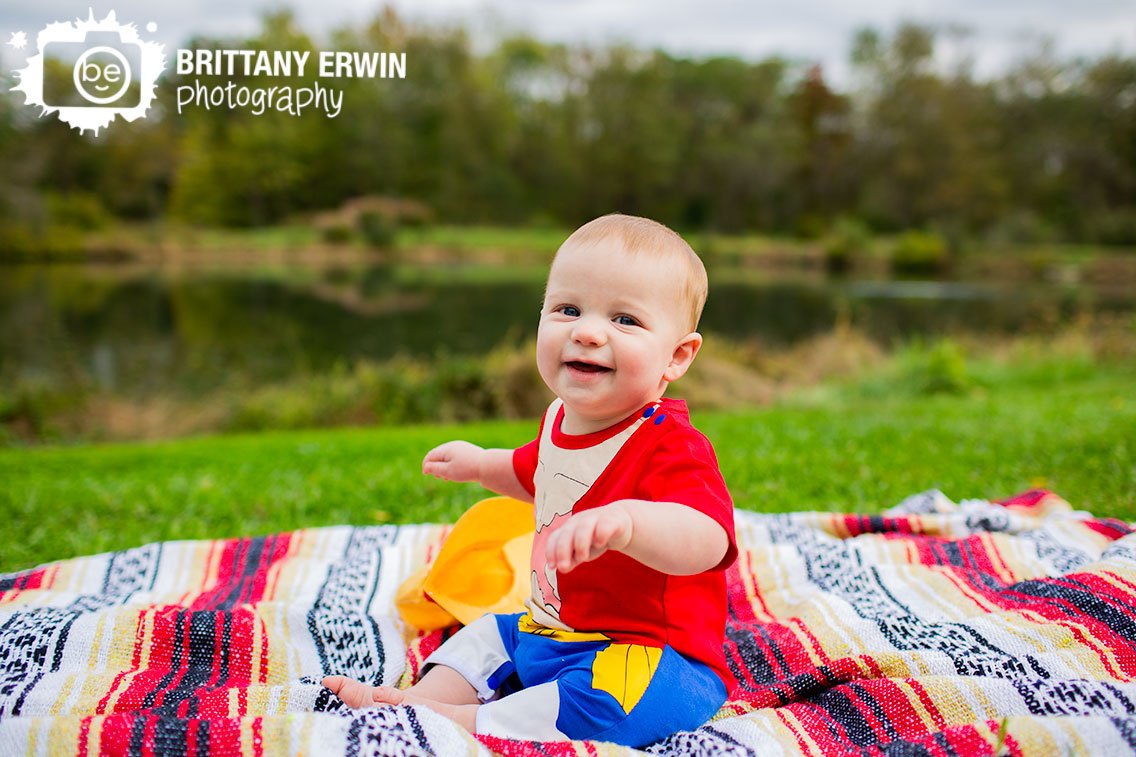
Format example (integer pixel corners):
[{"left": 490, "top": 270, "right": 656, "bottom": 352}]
[
  {"left": 850, "top": 23, "right": 1011, "bottom": 235},
  {"left": 169, "top": 11, "right": 326, "bottom": 225},
  {"left": 787, "top": 64, "right": 853, "bottom": 233}
]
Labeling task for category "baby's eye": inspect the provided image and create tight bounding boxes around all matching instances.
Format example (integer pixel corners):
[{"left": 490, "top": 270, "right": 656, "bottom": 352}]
[
  {"left": 615, "top": 315, "right": 639, "bottom": 327},
  {"left": 559, "top": 305, "right": 580, "bottom": 317}
]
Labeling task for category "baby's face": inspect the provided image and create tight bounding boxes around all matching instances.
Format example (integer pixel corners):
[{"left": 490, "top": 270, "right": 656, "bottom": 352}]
[{"left": 537, "top": 241, "right": 693, "bottom": 434}]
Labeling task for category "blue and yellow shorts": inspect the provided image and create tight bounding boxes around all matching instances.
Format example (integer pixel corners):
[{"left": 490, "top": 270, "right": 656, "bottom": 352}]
[{"left": 424, "top": 612, "right": 726, "bottom": 747}]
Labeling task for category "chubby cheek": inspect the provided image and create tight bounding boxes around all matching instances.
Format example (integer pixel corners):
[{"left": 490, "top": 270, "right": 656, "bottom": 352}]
[
  {"left": 612, "top": 339, "right": 653, "bottom": 375},
  {"left": 617, "top": 342, "right": 671, "bottom": 391},
  {"left": 534, "top": 325, "right": 562, "bottom": 389}
]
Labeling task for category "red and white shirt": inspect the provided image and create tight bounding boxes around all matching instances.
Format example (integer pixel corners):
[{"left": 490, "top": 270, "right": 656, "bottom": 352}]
[{"left": 513, "top": 397, "right": 737, "bottom": 686}]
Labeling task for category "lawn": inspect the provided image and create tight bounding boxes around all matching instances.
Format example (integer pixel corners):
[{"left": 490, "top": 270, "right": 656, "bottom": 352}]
[{"left": 1, "top": 355, "right": 1132, "bottom": 574}]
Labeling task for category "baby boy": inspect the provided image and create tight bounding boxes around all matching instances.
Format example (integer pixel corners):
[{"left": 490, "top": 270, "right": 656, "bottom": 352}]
[{"left": 323, "top": 213, "right": 736, "bottom": 747}]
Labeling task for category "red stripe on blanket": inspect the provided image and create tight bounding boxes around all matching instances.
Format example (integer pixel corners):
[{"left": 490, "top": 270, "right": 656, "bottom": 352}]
[
  {"left": 190, "top": 534, "right": 292, "bottom": 610},
  {"left": 476, "top": 733, "right": 590, "bottom": 755},
  {"left": 900, "top": 719, "right": 1018, "bottom": 756},
  {"left": 96, "top": 604, "right": 271, "bottom": 716},
  {"left": 906, "top": 678, "right": 948, "bottom": 731},
  {"left": 186, "top": 718, "right": 201, "bottom": 755},
  {"left": 94, "top": 711, "right": 138, "bottom": 755},
  {"left": 77, "top": 715, "right": 92, "bottom": 757},
  {"left": 996, "top": 488, "right": 1058, "bottom": 509},
  {"left": 868, "top": 678, "right": 935, "bottom": 743},
  {"left": 88, "top": 535, "right": 290, "bottom": 719},
  {"left": 0, "top": 565, "right": 52, "bottom": 601},
  {"left": 839, "top": 514, "right": 920, "bottom": 537},
  {"left": 205, "top": 716, "right": 244, "bottom": 753},
  {"left": 773, "top": 709, "right": 812, "bottom": 754},
  {"left": 1083, "top": 518, "right": 1135, "bottom": 539},
  {"left": 840, "top": 683, "right": 894, "bottom": 744},
  {"left": 790, "top": 697, "right": 858, "bottom": 752},
  {"left": 726, "top": 556, "right": 759, "bottom": 623}
]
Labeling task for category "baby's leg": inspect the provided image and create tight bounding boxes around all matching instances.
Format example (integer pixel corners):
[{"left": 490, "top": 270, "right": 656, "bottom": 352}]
[
  {"left": 404, "top": 663, "right": 481, "bottom": 703},
  {"left": 474, "top": 641, "right": 727, "bottom": 746},
  {"left": 323, "top": 613, "right": 523, "bottom": 733},
  {"left": 322, "top": 665, "right": 481, "bottom": 731}
]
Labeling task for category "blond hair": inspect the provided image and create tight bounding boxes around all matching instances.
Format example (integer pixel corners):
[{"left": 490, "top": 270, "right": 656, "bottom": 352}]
[{"left": 554, "top": 214, "right": 707, "bottom": 332}]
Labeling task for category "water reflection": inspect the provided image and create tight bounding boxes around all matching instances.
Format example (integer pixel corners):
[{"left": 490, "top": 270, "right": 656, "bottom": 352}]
[{"left": 0, "top": 261, "right": 1121, "bottom": 395}]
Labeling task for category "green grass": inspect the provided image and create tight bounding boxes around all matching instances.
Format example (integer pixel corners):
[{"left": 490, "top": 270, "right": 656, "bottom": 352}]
[
  {"left": 180, "top": 223, "right": 571, "bottom": 256},
  {"left": 396, "top": 225, "right": 569, "bottom": 254},
  {"left": 1, "top": 358, "right": 1133, "bottom": 575},
  {"left": 188, "top": 224, "right": 323, "bottom": 250},
  {"left": 85, "top": 222, "right": 1135, "bottom": 272},
  {"left": 92, "top": 223, "right": 323, "bottom": 252}
]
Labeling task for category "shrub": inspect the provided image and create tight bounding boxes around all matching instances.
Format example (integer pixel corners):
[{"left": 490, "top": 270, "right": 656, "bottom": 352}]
[
  {"left": 434, "top": 356, "right": 499, "bottom": 422},
  {"left": 0, "top": 222, "right": 87, "bottom": 262},
  {"left": 45, "top": 192, "right": 110, "bottom": 231},
  {"left": 794, "top": 213, "right": 827, "bottom": 240},
  {"left": 891, "top": 230, "right": 950, "bottom": 276},
  {"left": 37, "top": 226, "right": 87, "bottom": 258},
  {"left": 362, "top": 359, "right": 437, "bottom": 425},
  {"left": 485, "top": 340, "right": 551, "bottom": 418},
  {"left": 225, "top": 354, "right": 516, "bottom": 432},
  {"left": 320, "top": 224, "right": 354, "bottom": 244},
  {"left": 822, "top": 218, "right": 871, "bottom": 274},
  {"left": 1087, "top": 209, "right": 1136, "bottom": 247},
  {"left": 357, "top": 211, "right": 397, "bottom": 249},
  {"left": 985, "top": 210, "right": 1058, "bottom": 246},
  {"left": 900, "top": 340, "right": 972, "bottom": 395},
  {"left": 0, "top": 224, "right": 40, "bottom": 262},
  {"left": 694, "top": 234, "right": 725, "bottom": 275},
  {"left": 0, "top": 381, "right": 85, "bottom": 442}
]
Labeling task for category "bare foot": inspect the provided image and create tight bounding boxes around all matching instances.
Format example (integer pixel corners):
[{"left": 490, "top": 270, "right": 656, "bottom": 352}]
[
  {"left": 322, "top": 675, "right": 406, "bottom": 709},
  {"left": 321, "top": 675, "right": 479, "bottom": 732}
]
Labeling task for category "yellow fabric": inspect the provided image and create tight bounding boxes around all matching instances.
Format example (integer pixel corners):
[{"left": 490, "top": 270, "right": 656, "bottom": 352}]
[
  {"left": 591, "top": 644, "right": 663, "bottom": 715},
  {"left": 516, "top": 613, "right": 610, "bottom": 643},
  {"left": 394, "top": 566, "right": 456, "bottom": 630},
  {"left": 396, "top": 496, "right": 535, "bottom": 630}
]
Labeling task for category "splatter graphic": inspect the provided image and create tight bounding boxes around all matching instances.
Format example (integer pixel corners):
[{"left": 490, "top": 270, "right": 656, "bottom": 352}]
[{"left": 10, "top": 9, "right": 165, "bottom": 134}]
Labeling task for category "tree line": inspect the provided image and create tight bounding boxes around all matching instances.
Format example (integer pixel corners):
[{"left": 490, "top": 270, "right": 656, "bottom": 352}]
[{"left": 1, "top": 11, "right": 1134, "bottom": 249}]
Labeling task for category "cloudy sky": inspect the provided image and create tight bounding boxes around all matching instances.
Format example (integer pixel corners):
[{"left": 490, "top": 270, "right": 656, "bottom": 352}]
[{"left": 3, "top": 0, "right": 1134, "bottom": 83}]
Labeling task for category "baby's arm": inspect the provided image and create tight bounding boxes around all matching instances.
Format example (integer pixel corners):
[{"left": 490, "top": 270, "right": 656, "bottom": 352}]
[
  {"left": 544, "top": 500, "right": 728, "bottom": 576},
  {"left": 422, "top": 440, "right": 533, "bottom": 503}
]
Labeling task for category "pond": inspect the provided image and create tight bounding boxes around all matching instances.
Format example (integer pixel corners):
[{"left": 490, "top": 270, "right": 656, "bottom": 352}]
[{"left": 1, "top": 258, "right": 1131, "bottom": 397}]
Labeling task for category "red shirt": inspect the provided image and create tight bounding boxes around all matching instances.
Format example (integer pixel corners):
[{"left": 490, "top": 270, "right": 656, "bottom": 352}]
[{"left": 512, "top": 398, "right": 737, "bottom": 686}]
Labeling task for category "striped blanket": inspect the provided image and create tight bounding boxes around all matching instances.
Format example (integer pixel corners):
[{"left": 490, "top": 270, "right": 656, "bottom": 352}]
[{"left": 1, "top": 489, "right": 1134, "bottom": 755}]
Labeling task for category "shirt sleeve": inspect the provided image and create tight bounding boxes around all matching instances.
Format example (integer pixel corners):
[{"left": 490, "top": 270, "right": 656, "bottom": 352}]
[
  {"left": 512, "top": 437, "right": 538, "bottom": 498},
  {"left": 636, "top": 427, "right": 738, "bottom": 571},
  {"left": 513, "top": 403, "right": 555, "bottom": 498}
]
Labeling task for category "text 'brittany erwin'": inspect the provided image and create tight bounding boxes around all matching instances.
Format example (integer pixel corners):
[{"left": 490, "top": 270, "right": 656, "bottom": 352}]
[{"left": 175, "top": 49, "right": 407, "bottom": 79}]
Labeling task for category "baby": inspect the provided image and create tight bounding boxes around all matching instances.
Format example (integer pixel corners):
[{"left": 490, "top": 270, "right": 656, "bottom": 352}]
[{"left": 323, "top": 214, "right": 736, "bottom": 747}]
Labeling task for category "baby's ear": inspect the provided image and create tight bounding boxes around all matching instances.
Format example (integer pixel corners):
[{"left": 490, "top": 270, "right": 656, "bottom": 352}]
[{"left": 663, "top": 332, "right": 703, "bottom": 382}]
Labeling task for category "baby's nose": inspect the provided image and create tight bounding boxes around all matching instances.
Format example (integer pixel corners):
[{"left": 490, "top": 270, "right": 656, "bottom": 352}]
[{"left": 571, "top": 317, "right": 607, "bottom": 346}]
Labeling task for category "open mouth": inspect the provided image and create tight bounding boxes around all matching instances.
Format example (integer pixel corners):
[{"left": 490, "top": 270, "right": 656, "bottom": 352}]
[{"left": 565, "top": 360, "right": 611, "bottom": 374}]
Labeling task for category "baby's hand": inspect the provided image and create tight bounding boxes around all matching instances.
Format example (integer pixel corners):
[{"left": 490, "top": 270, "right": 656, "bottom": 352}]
[
  {"left": 545, "top": 503, "right": 634, "bottom": 573},
  {"left": 422, "top": 441, "right": 484, "bottom": 483}
]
